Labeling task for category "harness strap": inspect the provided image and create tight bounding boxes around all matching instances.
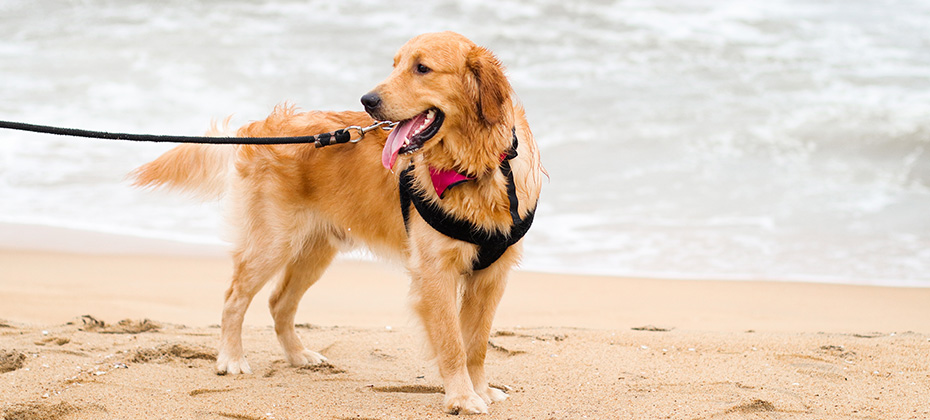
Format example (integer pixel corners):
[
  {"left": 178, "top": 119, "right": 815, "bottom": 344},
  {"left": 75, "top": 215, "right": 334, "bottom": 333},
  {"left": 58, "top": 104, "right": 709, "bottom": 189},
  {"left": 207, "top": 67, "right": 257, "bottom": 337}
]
[
  {"left": 399, "top": 129, "right": 536, "bottom": 271},
  {"left": 501, "top": 159, "right": 520, "bottom": 225}
]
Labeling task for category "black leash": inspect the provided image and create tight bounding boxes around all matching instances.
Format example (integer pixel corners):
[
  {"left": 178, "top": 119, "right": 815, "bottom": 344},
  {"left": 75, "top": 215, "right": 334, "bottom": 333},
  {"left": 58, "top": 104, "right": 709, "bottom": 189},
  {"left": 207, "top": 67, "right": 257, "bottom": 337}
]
[{"left": 0, "top": 119, "right": 395, "bottom": 147}]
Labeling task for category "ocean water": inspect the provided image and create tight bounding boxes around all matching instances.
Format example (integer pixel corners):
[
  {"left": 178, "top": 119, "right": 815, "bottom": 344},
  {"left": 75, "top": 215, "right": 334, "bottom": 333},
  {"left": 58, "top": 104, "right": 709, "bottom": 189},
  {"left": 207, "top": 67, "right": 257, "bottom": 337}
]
[{"left": 1, "top": 0, "right": 928, "bottom": 286}]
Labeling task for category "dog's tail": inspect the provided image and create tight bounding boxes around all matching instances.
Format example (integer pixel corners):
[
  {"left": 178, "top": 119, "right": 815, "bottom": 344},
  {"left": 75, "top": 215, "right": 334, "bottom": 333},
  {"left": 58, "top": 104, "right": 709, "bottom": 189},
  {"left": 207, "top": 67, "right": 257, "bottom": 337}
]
[{"left": 128, "top": 119, "right": 235, "bottom": 200}]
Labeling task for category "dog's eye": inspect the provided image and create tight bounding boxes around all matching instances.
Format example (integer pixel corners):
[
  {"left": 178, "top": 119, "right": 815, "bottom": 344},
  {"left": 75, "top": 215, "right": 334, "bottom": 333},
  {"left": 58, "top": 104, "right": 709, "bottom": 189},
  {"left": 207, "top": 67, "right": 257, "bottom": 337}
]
[{"left": 415, "top": 64, "right": 432, "bottom": 74}]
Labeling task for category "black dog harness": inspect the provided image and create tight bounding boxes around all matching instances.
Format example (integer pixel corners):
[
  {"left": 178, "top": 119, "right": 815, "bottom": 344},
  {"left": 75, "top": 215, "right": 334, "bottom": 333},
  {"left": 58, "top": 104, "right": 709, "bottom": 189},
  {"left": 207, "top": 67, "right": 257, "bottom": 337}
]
[{"left": 399, "top": 130, "right": 536, "bottom": 271}]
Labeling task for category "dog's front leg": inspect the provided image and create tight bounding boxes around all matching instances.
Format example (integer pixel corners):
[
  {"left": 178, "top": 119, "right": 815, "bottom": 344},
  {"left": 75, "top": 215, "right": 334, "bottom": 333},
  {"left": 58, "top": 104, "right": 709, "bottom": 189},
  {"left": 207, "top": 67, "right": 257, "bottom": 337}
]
[
  {"left": 410, "top": 259, "right": 488, "bottom": 414},
  {"left": 460, "top": 251, "right": 515, "bottom": 406}
]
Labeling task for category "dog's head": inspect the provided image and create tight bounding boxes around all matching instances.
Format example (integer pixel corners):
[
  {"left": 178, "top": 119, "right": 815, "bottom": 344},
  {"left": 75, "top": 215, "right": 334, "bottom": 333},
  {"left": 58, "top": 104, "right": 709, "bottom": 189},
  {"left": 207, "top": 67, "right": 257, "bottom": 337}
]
[{"left": 362, "top": 32, "right": 513, "bottom": 172}]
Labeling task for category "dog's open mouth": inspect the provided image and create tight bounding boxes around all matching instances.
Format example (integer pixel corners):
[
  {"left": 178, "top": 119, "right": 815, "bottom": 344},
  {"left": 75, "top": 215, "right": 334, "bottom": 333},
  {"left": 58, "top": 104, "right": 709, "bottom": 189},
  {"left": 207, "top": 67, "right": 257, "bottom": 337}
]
[{"left": 382, "top": 108, "right": 444, "bottom": 169}]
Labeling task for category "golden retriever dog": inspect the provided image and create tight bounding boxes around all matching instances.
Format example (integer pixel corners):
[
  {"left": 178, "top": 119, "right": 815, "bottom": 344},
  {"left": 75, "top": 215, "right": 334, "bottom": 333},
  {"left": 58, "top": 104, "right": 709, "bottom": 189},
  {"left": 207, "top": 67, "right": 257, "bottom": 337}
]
[{"left": 131, "top": 31, "right": 543, "bottom": 415}]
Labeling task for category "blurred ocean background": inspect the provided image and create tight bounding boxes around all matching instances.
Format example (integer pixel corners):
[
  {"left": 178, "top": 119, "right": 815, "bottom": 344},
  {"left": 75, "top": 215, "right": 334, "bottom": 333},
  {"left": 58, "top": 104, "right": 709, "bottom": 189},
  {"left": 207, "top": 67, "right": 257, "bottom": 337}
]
[{"left": 1, "top": 0, "right": 928, "bottom": 286}]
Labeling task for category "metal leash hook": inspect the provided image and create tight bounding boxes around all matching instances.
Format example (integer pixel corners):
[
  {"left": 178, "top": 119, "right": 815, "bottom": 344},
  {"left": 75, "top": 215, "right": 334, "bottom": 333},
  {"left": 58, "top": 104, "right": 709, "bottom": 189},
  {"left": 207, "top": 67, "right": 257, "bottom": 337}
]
[{"left": 346, "top": 120, "right": 398, "bottom": 143}]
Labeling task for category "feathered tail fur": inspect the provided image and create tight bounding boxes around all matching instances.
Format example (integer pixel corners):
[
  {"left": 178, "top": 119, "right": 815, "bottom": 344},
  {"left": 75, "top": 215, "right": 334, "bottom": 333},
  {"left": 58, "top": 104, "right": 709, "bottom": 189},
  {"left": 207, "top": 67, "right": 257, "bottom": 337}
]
[{"left": 128, "top": 120, "right": 235, "bottom": 200}]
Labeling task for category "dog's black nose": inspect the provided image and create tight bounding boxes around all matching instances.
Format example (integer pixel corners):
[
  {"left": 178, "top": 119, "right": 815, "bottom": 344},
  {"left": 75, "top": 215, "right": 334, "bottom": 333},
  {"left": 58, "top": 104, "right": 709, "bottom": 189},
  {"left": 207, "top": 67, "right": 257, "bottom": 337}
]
[{"left": 361, "top": 92, "right": 382, "bottom": 112}]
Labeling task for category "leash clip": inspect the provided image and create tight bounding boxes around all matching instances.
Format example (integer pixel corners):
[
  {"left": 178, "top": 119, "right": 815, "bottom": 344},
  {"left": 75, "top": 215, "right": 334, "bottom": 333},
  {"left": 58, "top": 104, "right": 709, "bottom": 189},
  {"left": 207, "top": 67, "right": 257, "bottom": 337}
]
[{"left": 346, "top": 121, "right": 397, "bottom": 143}]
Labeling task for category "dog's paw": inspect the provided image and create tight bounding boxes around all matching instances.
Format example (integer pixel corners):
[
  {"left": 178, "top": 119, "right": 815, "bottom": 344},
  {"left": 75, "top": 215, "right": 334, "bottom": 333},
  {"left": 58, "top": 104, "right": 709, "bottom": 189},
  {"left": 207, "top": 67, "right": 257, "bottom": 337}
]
[
  {"left": 443, "top": 392, "right": 488, "bottom": 415},
  {"left": 476, "top": 386, "right": 508, "bottom": 405},
  {"left": 287, "top": 349, "right": 328, "bottom": 367},
  {"left": 215, "top": 355, "right": 252, "bottom": 375}
]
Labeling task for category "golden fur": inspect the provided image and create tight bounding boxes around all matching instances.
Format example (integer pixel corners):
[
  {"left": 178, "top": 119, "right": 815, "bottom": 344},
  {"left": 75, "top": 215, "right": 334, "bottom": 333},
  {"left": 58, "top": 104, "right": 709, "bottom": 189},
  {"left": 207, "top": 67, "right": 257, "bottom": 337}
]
[{"left": 130, "top": 32, "right": 543, "bottom": 415}]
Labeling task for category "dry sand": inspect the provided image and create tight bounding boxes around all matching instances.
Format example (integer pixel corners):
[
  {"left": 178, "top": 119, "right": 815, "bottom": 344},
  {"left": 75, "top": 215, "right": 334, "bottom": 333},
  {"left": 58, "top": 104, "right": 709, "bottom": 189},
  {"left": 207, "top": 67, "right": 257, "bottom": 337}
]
[{"left": 1, "top": 227, "right": 929, "bottom": 419}]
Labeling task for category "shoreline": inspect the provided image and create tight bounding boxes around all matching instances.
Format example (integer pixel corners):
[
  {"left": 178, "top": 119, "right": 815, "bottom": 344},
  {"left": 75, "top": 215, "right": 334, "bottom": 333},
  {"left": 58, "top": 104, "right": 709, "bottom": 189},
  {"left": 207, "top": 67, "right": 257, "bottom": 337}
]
[
  {"left": 6, "top": 248, "right": 930, "bottom": 333},
  {"left": 1, "top": 223, "right": 928, "bottom": 334},
  {"left": 2, "top": 221, "right": 927, "bottom": 289},
  {"left": 0, "top": 221, "right": 226, "bottom": 258},
  {"left": 2, "top": 221, "right": 929, "bottom": 334}
]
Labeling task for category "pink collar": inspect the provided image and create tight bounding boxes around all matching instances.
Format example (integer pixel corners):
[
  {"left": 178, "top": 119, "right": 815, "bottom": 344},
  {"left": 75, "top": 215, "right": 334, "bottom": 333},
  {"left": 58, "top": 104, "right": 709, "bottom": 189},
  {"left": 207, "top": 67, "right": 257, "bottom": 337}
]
[
  {"left": 427, "top": 150, "right": 515, "bottom": 198},
  {"left": 429, "top": 167, "right": 474, "bottom": 198}
]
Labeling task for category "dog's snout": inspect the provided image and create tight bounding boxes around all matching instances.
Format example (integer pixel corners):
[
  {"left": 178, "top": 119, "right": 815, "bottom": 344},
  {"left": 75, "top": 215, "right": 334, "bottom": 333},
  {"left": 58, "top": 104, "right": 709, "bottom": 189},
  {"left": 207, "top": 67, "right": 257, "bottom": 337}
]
[{"left": 361, "top": 92, "right": 382, "bottom": 112}]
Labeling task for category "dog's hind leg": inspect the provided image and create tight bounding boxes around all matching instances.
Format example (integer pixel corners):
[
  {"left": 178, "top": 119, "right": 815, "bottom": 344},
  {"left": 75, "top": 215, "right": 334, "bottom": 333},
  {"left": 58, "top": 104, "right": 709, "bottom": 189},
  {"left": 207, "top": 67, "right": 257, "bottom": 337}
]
[
  {"left": 460, "top": 255, "right": 514, "bottom": 405},
  {"left": 216, "top": 243, "right": 287, "bottom": 375},
  {"left": 269, "top": 235, "right": 337, "bottom": 367}
]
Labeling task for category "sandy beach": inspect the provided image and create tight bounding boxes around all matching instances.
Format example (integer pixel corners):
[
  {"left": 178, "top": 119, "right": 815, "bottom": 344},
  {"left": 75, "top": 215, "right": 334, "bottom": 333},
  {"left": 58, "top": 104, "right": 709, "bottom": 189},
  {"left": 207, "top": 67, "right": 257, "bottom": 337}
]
[{"left": 1, "top": 226, "right": 929, "bottom": 419}]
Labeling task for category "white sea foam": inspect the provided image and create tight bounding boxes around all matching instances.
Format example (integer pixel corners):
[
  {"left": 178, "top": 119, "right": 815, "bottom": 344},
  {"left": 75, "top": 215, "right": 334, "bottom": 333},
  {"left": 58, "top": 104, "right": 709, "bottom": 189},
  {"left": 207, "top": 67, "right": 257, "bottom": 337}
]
[{"left": 1, "top": 0, "right": 928, "bottom": 286}]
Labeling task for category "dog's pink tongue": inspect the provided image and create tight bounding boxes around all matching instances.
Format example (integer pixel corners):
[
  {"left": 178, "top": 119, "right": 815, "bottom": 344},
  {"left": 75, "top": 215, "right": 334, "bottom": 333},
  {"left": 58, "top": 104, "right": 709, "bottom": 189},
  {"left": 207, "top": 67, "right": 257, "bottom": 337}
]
[{"left": 382, "top": 118, "right": 416, "bottom": 169}]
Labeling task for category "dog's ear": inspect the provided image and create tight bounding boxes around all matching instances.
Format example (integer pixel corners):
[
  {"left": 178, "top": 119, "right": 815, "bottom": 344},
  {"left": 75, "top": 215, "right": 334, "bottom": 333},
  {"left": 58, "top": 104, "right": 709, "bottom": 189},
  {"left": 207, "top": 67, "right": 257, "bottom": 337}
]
[{"left": 465, "top": 46, "right": 511, "bottom": 126}]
